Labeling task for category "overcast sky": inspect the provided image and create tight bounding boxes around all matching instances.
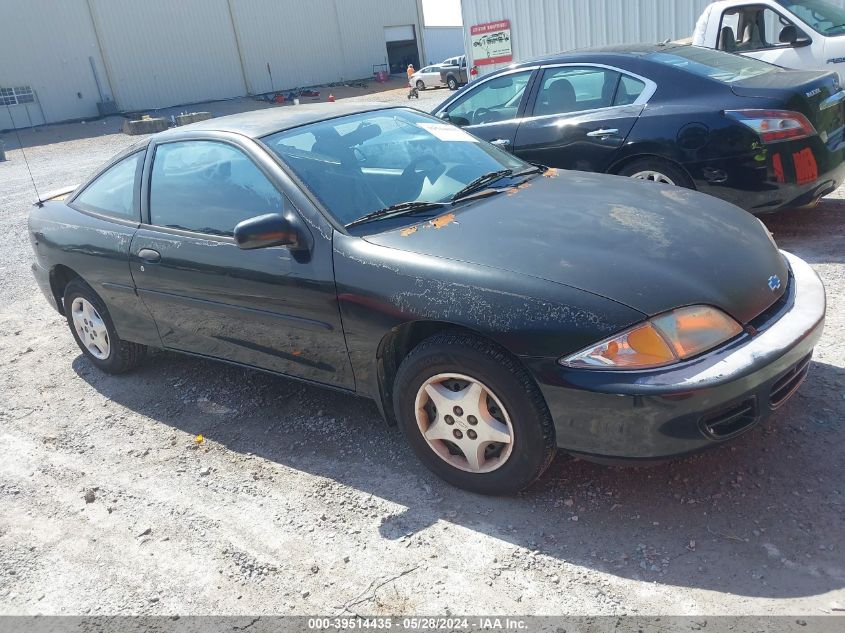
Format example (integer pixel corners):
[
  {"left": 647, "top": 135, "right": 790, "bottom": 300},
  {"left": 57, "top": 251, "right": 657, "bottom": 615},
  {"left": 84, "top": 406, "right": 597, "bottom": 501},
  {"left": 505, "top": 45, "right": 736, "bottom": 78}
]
[{"left": 422, "top": 0, "right": 463, "bottom": 26}]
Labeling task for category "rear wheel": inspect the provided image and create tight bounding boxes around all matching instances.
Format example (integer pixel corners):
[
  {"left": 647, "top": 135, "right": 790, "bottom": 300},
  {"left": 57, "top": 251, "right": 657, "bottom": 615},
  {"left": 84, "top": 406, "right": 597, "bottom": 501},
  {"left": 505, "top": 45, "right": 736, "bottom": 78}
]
[
  {"left": 617, "top": 158, "right": 694, "bottom": 189},
  {"left": 393, "top": 332, "right": 556, "bottom": 495},
  {"left": 447, "top": 76, "right": 459, "bottom": 91},
  {"left": 63, "top": 278, "right": 146, "bottom": 374}
]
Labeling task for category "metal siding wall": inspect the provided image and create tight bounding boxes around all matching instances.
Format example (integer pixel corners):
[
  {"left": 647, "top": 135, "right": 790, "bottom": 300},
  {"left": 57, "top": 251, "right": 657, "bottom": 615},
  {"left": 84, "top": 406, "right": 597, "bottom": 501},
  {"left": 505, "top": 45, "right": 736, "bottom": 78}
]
[
  {"left": 88, "top": 0, "right": 245, "bottom": 111},
  {"left": 423, "top": 26, "right": 466, "bottom": 64},
  {"left": 230, "top": 0, "right": 421, "bottom": 93},
  {"left": 0, "top": 0, "right": 105, "bottom": 127},
  {"left": 460, "top": 0, "right": 824, "bottom": 76}
]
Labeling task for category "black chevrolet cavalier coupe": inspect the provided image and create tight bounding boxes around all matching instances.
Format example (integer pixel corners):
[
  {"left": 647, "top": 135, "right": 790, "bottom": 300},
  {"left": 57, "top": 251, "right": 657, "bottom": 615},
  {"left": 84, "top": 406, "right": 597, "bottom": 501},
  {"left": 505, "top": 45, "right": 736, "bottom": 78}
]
[
  {"left": 433, "top": 44, "right": 845, "bottom": 213},
  {"left": 28, "top": 103, "right": 825, "bottom": 494}
]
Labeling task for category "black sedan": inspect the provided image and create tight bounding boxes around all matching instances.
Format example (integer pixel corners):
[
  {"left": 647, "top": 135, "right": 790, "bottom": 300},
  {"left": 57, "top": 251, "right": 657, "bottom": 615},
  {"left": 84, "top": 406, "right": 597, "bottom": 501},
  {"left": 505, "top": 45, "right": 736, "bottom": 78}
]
[
  {"left": 28, "top": 103, "right": 825, "bottom": 494},
  {"left": 433, "top": 43, "right": 845, "bottom": 213}
]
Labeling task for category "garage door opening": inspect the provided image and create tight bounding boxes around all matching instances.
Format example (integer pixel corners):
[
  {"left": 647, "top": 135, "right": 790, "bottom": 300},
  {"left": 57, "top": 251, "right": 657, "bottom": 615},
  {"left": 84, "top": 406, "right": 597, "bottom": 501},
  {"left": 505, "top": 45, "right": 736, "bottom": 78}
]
[{"left": 384, "top": 25, "right": 420, "bottom": 74}]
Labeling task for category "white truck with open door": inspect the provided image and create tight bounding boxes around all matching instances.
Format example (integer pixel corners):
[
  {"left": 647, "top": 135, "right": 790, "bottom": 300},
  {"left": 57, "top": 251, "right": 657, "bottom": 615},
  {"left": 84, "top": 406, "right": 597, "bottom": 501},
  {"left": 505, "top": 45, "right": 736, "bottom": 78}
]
[{"left": 693, "top": 0, "right": 845, "bottom": 81}]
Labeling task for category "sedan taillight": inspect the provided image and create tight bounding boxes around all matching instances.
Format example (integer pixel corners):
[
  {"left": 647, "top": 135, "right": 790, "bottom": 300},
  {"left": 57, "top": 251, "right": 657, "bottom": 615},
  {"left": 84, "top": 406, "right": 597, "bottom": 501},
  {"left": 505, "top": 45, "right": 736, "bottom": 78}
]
[{"left": 725, "top": 109, "right": 816, "bottom": 143}]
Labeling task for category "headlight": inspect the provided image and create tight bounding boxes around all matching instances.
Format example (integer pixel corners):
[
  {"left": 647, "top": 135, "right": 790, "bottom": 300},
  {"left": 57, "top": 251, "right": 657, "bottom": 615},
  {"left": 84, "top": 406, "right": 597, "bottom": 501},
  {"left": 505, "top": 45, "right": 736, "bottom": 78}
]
[{"left": 559, "top": 305, "right": 743, "bottom": 370}]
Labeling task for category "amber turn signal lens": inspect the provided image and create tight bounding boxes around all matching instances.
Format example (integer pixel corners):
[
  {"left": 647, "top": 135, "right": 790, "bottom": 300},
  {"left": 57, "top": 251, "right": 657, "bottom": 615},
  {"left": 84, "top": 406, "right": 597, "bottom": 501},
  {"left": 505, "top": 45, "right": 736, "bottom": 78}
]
[{"left": 560, "top": 306, "right": 742, "bottom": 370}]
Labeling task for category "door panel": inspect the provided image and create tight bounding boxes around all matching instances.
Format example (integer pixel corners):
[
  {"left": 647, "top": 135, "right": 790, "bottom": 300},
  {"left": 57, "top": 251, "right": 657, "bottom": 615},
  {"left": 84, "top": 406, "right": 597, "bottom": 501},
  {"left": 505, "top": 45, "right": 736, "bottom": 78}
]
[
  {"left": 513, "top": 66, "right": 645, "bottom": 173},
  {"left": 129, "top": 227, "right": 352, "bottom": 387},
  {"left": 131, "top": 137, "right": 353, "bottom": 388}
]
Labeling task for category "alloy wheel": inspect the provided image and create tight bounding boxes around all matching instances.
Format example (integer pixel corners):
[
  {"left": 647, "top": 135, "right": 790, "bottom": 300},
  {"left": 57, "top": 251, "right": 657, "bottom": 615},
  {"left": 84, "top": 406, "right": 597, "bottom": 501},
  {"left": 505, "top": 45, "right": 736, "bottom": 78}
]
[
  {"left": 414, "top": 373, "right": 514, "bottom": 473},
  {"left": 629, "top": 170, "right": 676, "bottom": 185},
  {"left": 71, "top": 297, "right": 110, "bottom": 360}
]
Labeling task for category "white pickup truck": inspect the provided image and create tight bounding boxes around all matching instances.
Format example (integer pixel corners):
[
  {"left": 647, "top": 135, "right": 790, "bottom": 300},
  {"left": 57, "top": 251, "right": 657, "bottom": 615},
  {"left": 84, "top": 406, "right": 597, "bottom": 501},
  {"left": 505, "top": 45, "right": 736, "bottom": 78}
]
[{"left": 693, "top": 0, "right": 845, "bottom": 80}]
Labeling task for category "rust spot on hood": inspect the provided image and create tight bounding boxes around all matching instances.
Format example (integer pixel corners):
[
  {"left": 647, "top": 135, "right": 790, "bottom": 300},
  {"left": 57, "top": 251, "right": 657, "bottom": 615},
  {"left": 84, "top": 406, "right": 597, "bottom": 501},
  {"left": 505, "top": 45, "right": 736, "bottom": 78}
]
[
  {"left": 400, "top": 225, "right": 418, "bottom": 237},
  {"left": 542, "top": 167, "right": 559, "bottom": 178},
  {"left": 430, "top": 212, "right": 456, "bottom": 229},
  {"left": 507, "top": 182, "right": 532, "bottom": 195}
]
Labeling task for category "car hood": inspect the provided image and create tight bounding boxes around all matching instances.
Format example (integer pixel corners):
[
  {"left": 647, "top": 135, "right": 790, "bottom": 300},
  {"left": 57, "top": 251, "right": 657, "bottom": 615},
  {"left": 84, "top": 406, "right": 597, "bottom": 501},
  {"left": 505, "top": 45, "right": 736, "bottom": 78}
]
[{"left": 363, "top": 170, "right": 788, "bottom": 324}]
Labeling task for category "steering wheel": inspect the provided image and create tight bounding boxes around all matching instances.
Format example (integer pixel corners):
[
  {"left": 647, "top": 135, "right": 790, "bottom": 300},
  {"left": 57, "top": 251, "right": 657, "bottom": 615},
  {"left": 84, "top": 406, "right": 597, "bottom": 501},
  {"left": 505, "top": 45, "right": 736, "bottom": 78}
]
[
  {"left": 400, "top": 154, "right": 444, "bottom": 199},
  {"left": 474, "top": 107, "right": 497, "bottom": 124}
]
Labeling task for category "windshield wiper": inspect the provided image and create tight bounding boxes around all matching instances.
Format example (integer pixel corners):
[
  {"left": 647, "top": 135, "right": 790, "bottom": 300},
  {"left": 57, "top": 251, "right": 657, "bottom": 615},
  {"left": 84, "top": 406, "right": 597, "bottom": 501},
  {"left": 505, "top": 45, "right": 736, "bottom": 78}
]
[
  {"left": 345, "top": 201, "right": 446, "bottom": 229},
  {"left": 450, "top": 169, "right": 513, "bottom": 202}
]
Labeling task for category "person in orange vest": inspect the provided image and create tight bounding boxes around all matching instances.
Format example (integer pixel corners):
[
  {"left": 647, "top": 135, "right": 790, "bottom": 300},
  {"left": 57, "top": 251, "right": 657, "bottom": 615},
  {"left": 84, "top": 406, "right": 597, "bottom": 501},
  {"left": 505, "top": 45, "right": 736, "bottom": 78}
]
[{"left": 407, "top": 64, "right": 418, "bottom": 99}]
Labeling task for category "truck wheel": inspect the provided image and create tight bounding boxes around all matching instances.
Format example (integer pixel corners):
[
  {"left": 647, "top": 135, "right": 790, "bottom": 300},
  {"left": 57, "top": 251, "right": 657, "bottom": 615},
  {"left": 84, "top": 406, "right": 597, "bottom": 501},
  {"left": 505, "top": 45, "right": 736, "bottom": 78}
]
[
  {"left": 393, "top": 332, "right": 556, "bottom": 495},
  {"left": 63, "top": 278, "right": 146, "bottom": 374},
  {"left": 447, "top": 76, "right": 459, "bottom": 91}
]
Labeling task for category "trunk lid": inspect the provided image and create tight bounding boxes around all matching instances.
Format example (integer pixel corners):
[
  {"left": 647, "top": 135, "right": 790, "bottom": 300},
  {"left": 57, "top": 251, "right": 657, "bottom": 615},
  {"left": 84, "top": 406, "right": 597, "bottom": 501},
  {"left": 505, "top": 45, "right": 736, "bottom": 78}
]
[{"left": 363, "top": 171, "right": 789, "bottom": 325}]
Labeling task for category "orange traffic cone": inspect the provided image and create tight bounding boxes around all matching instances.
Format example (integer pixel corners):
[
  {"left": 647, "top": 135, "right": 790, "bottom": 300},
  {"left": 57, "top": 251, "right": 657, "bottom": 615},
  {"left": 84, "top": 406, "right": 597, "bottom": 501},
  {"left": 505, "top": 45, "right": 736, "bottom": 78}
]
[{"left": 328, "top": 93, "right": 335, "bottom": 102}]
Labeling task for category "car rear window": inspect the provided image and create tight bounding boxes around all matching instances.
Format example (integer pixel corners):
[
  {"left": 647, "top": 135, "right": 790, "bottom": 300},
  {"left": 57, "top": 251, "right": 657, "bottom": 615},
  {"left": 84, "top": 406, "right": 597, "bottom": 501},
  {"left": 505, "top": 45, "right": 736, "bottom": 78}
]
[{"left": 647, "top": 46, "right": 778, "bottom": 84}]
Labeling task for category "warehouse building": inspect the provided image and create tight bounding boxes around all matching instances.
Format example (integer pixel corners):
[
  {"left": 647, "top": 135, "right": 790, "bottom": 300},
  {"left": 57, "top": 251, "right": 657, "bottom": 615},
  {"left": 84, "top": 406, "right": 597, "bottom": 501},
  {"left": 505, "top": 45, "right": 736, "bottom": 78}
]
[
  {"left": 459, "top": 0, "right": 845, "bottom": 76},
  {"left": 0, "top": 0, "right": 433, "bottom": 129}
]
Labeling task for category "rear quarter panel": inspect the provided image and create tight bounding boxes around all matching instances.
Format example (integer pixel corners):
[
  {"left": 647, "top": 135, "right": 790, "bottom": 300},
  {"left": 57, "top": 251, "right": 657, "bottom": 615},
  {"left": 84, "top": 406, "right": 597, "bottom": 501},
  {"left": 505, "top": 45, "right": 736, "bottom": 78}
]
[{"left": 28, "top": 202, "right": 160, "bottom": 347}]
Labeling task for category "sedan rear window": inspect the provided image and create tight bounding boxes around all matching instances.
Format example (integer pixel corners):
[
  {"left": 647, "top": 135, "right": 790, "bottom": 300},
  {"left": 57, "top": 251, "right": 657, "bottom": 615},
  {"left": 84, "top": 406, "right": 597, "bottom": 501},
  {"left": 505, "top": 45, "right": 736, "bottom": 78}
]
[{"left": 647, "top": 46, "right": 777, "bottom": 83}]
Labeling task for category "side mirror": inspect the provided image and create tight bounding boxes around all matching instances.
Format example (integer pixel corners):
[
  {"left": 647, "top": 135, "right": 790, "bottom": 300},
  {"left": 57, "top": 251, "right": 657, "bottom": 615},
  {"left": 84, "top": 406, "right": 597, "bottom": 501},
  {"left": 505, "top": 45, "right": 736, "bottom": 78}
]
[
  {"left": 436, "top": 110, "right": 450, "bottom": 121},
  {"left": 234, "top": 213, "right": 303, "bottom": 250}
]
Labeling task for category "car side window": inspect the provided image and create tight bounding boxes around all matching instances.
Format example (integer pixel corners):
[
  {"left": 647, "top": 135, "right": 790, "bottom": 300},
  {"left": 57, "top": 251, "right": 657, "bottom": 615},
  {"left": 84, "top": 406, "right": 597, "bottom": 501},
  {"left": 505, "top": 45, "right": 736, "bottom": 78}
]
[
  {"left": 149, "top": 141, "right": 283, "bottom": 237},
  {"left": 532, "top": 67, "right": 621, "bottom": 117},
  {"left": 445, "top": 70, "right": 533, "bottom": 126},
  {"left": 614, "top": 75, "right": 647, "bottom": 106},
  {"left": 721, "top": 6, "right": 797, "bottom": 52},
  {"left": 73, "top": 151, "right": 143, "bottom": 220}
]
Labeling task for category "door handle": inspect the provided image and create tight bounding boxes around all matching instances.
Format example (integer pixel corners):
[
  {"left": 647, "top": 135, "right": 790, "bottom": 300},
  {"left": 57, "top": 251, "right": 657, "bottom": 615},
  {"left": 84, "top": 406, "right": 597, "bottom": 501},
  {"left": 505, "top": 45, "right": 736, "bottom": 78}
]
[
  {"left": 137, "top": 248, "right": 161, "bottom": 263},
  {"left": 586, "top": 128, "right": 619, "bottom": 138},
  {"left": 490, "top": 138, "right": 512, "bottom": 148}
]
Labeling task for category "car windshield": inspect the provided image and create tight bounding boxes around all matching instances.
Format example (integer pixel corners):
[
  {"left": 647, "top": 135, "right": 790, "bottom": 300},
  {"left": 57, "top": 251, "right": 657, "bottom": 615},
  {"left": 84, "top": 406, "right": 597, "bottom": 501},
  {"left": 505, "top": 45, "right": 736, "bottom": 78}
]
[
  {"left": 262, "top": 108, "right": 528, "bottom": 227},
  {"left": 647, "top": 46, "right": 778, "bottom": 83},
  {"left": 776, "top": 0, "right": 845, "bottom": 35}
]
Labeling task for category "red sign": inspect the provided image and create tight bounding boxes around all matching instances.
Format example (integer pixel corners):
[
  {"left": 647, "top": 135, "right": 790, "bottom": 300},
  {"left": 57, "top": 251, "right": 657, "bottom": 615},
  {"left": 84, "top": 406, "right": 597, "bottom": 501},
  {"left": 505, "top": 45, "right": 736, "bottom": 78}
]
[{"left": 470, "top": 19, "right": 513, "bottom": 66}]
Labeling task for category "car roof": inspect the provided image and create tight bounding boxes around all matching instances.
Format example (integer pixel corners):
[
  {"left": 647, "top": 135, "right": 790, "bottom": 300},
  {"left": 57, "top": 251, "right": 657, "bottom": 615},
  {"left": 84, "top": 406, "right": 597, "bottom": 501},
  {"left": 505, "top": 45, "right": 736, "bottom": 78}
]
[
  {"left": 154, "top": 102, "right": 397, "bottom": 139},
  {"left": 512, "top": 42, "right": 687, "bottom": 68}
]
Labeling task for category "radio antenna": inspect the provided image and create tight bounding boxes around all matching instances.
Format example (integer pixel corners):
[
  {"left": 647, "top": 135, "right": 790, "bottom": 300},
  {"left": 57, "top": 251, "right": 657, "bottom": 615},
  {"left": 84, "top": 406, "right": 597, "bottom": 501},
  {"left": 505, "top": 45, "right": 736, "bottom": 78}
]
[{"left": 4, "top": 101, "right": 43, "bottom": 206}]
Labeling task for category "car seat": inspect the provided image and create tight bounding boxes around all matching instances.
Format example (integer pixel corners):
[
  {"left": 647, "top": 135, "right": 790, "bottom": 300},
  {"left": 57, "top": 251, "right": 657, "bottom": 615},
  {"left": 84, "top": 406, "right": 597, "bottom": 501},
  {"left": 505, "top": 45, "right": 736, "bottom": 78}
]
[{"left": 536, "top": 78, "right": 577, "bottom": 116}]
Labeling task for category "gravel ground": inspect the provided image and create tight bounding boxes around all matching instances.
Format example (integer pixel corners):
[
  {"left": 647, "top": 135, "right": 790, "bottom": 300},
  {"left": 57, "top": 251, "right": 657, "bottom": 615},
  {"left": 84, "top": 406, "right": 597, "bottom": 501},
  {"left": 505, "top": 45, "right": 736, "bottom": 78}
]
[{"left": 0, "top": 88, "right": 843, "bottom": 617}]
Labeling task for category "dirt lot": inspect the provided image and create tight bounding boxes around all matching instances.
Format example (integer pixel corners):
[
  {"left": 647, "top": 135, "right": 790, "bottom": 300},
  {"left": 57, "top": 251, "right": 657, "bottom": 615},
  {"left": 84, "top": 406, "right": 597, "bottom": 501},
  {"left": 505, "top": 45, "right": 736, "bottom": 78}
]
[{"left": 1, "top": 89, "right": 843, "bottom": 617}]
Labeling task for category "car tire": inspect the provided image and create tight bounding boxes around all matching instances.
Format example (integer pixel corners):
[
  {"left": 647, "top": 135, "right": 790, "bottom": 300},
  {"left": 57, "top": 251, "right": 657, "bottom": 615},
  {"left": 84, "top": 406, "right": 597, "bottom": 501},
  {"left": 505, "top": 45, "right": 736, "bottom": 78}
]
[
  {"left": 447, "top": 76, "right": 458, "bottom": 91},
  {"left": 393, "top": 331, "right": 556, "bottom": 495},
  {"left": 416, "top": 80, "right": 425, "bottom": 91},
  {"left": 63, "top": 278, "right": 146, "bottom": 374},
  {"left": 617, "top": 158, "right": 694, "bottom": 189}
]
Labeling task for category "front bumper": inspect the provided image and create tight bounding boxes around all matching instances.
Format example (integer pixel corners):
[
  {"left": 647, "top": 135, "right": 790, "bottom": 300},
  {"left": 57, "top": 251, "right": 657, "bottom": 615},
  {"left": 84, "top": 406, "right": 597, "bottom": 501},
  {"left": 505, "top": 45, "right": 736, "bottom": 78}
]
[{"left": 526, "top": 251, "right": 826, "bottom": 460}]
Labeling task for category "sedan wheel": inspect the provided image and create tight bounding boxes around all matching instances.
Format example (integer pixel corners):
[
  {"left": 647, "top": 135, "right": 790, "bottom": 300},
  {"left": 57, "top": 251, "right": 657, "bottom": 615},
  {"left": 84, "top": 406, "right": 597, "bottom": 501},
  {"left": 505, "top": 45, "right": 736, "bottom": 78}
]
[
  {"left": 415, "top": 373, "right": 514, "bottom": 473},
  {"left": 393, "top": 332, "right": 556, "bottom": 495},
  {"left": 629, "top": 170, "right": 675, "bottom": 185},
  {"left": 71, "top": 297, "right": 110, "bottom": 359},
  {"left": 63, "top": 278, "right": 146, "bottom": 374},
  {"left": 416, "top": 80, "right": 425, "bottom": 91}
]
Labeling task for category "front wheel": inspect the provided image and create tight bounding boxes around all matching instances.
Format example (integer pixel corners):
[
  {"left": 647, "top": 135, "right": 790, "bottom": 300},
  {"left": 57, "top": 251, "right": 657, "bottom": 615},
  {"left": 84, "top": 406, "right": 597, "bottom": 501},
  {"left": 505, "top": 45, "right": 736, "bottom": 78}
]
[
  {"left": 416, "top": 80, "right": 425, "bottom": 91},
  {"left": 617, "top": 158, "right": 694, "bottom": 189},
  {"left": 63, "top": 278, "right": 146, "bottom": 374},
  {"left": 393, "top": 332, "right": 556, "bottom": 495}
]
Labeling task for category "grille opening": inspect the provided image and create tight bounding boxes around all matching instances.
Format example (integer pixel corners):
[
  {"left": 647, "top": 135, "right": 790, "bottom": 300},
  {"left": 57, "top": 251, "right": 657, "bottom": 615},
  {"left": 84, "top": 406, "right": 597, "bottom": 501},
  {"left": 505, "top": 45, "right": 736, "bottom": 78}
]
[
  {"left": 700, "top": 399, "right": 759, "bottom": 440},
  {"left": 770, "top": 355, "right": 811, "bottom": 409}
]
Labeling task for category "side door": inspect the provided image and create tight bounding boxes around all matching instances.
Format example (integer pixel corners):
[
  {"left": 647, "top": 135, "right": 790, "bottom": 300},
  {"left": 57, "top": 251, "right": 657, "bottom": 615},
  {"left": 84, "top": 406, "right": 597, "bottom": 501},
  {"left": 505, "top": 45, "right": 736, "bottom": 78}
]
[
  {"left": 718, "top": 4, "right": 816, "bottom": 70},
  {"left": 512, "top": 65, "right": 651, "bottom": 173},
  {"left": 129, "top": 135, "right": 354, "bottom": 389},
  {"left": 437, "top": 68, "right": 537, "bottom": 150}
]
